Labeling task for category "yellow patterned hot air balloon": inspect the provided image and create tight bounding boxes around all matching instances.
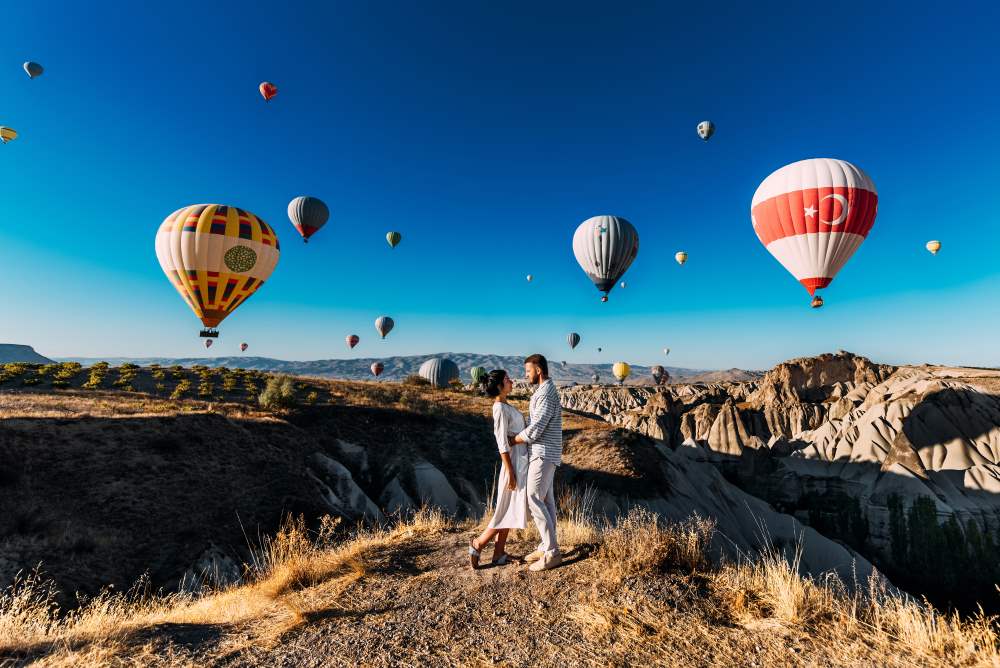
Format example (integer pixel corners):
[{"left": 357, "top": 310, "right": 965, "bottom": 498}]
[
  {"left": 0, "top": 127, "right": 18, "bottom": 144},
  {"left": 155, "top": 204, "right": 280, "bottom": 336},
  {"left": 612, "top": 361, "right": 631, "bottom": 384},
  {"left": 925, "top": 240, "right": 941, "bottom": 255}
]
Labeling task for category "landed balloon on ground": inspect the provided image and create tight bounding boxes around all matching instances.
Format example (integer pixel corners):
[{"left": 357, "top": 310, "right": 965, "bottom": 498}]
[
  {"left": 612, "top": 362, "right": 631, "bottom": 384},
  {"left": 675, "top": 251, "right": 688, "bottom": 266},
  {"left": 241, "top": 342, "right": 248, "bottom": 352},
  {"left": 573, "top": 215, "right": 639, "bottom": 302},
  {"left": 419, "top": 357, "right": 459, "bottom": 388},
  {"left": 567, "top": 332, "right": 580, "bottom": 349},
  {"left": 751, "top": 158, "right": 877, "bottom": 307},
  {"left": 375, "top": 316, "right": 394, "bottom": 339},
  {"left": 386, "top": 231, "right": 401, "bottom": 248},
  {"left": 926, "top": 240, "right": 941, "bottom": 255},
  {"left": 0, "top": 127, "right": 17, "bottom": 144},
  {"left": 346, "top": 334, "right": 360, "bottom": 349},
  {"left": 697, "top": 120, "right": 714, "bottom": 140},
  {"left": 287, "top": 196, "right": 329, "bottom": 243},
  {"left": 259, "top": 81, "right": 277, "bottom": 101},
  {"left": 155, "top": 204, "right": 280, "bottom": 337},
  {"left": 371, "top": 362, "right": 384, "bottom": 377},
  {"left": 470, "top": 366, "right": 487, "bottom": 385},
  {"left": 23, "top": 62, "right": 43, "bottom": 78}
]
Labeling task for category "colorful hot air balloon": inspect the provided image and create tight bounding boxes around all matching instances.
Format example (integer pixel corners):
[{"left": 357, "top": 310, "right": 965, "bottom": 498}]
[
  {"left": 155, "top": 205, "right": 280, "bottom": 337},
  {"left": 573, "top": 215, "right": 639, "bottom": 302},
  {"left": 241, "top": 342, "right": 249, "bottom": 352},
  {"left": 375, "top": 316, "right": 394, "bottom": 339},
  {"left": 612, "top": 362, "right": 631, "bottom": 384},
  {"left": 205, "top": 339, "right": 214, "bottom": 349},
  {"left": 651, "top": 365, "right": 669, "bottom": 385},
  {"left": 675, "top": 251, "right": 688, "bottom": 266},
  {"left": 386, "top": 231, "right": 402, "bottom": 248},
  {"left": 0, "top": 127, "right": 18, "bottom": 144},
  {"left": 287, "top": 196, "right": 329, "bottom": 243},
  {"left": 567, "top": 332, "right": 581, "bottom": 349},
  {"left": 470, "top": 366, "right": 487, "bottom": 385},
  {"left": 751, "top": 158, "right": 877, "bottom": 306},
  {"left": 926, "top": 240, "right": 941, "bottom": 255},
  {"left": 526, "top": 274, "right": 533, "bottom": 282},
  {"left": 371, "top": 361, "right": 384, "bottom": 377},
  {"left": 23, "top": 62, "right": 43, "bottom": 79},
  {"left": 419, "top": 358, "right": 459, "bottom": 388},
  {"left": 346, "top": 334, "right": 360, "bottom": 349},
  {"left": 811, "top": 295, "right": 824, "bottom": 309},
  {"left": 259, "top": 81, "right": 278, "bottom": 101},
  {"left": 697, "top": 121, "right": 714, "bottom": 141}
]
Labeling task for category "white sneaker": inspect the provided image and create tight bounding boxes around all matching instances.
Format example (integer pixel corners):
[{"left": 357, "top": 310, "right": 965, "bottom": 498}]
[{"left": 529, "top": 551, "right": 562, "bottom": 571}]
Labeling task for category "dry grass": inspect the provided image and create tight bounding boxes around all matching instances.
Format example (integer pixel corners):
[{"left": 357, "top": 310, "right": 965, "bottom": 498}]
[{"left": 597, "top": 508, "right": 715, "bottom": 577}]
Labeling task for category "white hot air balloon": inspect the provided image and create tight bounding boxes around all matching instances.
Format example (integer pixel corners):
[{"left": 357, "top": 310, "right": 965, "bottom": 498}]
[
  {"left": 573, "top": 215, "right": 639, "bottom": 302},
  {"left": 697, "top": 120, "right": 714, "bottom": 140},
  {"left": 526, "top": 274, "right": 533, "bottom": 282}
]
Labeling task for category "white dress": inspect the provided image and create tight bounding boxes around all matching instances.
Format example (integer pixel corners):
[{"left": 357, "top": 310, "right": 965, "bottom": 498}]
[{"left": 487, "top": 401, "right": 529, "bottom": 529}]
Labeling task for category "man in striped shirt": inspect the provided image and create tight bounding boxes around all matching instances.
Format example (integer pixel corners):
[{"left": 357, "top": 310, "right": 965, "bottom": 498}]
[{"left": 512, "top": 353, "right": 562, "bottom": 571}]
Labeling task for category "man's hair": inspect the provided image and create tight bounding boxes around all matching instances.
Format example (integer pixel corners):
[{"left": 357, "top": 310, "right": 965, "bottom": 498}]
[{"left": 524, "top": 354, "right": 548, "bottom": 377}]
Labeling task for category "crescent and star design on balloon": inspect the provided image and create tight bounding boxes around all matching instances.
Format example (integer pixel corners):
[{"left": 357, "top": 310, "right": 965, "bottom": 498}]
[{"left": 803, "top": 195, "right": 849, "bottom": 226}]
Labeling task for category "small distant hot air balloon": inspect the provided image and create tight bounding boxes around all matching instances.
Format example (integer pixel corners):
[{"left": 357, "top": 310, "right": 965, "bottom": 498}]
[
  {"left": 0, "top": 127, "right": 18, "bottom": 144},
  {"left": 567, "top": 332, "right": 581, "bottom": 349},
  {"left": 375, "top": 316, "right": 394, "bottom": 339},
  {"left": 371, "top": 361, "right": 384, "bottom": 377},
  {"left": 697, "top": 121, "right": 715, "bottom": 141},
  {"left": 573, "top": 215, "right": 639, "bottom": 302},
  {"left": 592, "top": 372, "right": 600, "bottom": 384},
  {"left": 240, "top": 342, "right": 249, "bottom": 352},
  {"left": 419, "top": 357, "right": 459, "bottom": 388},
  {"left": 155, "top": 204, "right": 280, "bottom": 337},
  {"left": 651, "top": 365, "right": 670, "bottom": 385},
  {"left": 526, "top": 274, "right": 533, "bottom": 282},
  {"left": 259, "top": 81, "right": 278, "bottom": 101},
  {"left": 663, "top": 348, "right": 670, "bottom": 356},
  {"left": 675, "top": 251, "right": 688, "bottom": 266},
  {"left": 620, "top": 281, "right": 627, "bottom": 289},
  {"left": 346, "top": 334, "right": 360, "bottom": 349},
  {"left": 811, "top": 295, "right": 824, "bottom": 309},
  {"left": 470, "top": 366, "right": 487, "bottom": 385},
  {"left": 205, "top": 339, "right": 214, "bottom": 349},
  {"left": 597, "top": 347, "right": 602, "bottom": 353},
  {"left": 386, "top": 231, "right": 402, "bottom": 248},
  {"left": 612, "top": 362, "right": 631, "bottom": 385},
  {"left": 23, "top": 62, "right": 43, "bottom": 79},
  {"left": 287, "top": 196, "right": 329, "bottom": 243},
  {"left": 926, "top": 240, "right": 941, "bottom": 255},
  {"left": 752, "top": 158, "right": 877, "bottom": 308}
]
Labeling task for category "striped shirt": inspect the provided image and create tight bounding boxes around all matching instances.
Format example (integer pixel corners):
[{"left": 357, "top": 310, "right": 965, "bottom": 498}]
[{"left": 517, "top": 379, "right": 562, "bottom": 464}]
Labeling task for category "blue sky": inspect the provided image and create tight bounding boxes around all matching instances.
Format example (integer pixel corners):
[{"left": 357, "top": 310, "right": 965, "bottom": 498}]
[{"left": 1, "top": 1, "right": 998, "bottom": 369}]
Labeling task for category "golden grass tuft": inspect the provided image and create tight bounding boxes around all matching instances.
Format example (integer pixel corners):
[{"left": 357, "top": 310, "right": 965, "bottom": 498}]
[{"left": 597, "top": 508, "right": 715, "bottom": 578}]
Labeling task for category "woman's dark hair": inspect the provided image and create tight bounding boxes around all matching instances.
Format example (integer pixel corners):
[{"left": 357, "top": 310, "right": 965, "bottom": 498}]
[{"left": 483, "top": 369, "right": 508, "bottom": 398}]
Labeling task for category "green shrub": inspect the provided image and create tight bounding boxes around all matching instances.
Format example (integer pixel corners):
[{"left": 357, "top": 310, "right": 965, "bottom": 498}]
[
  {"left": 171, "top": 379, "right": 192, "bottom": 400},
  {"left": 36, "top": 364, "right": 59, "bottom": 377},
  {"left": 54, "top": 362, "right": 82, "bottom": 381},
  {"left": 198, "top": 381, "right": 214, "bottom": 398},
  {"left": 155, "top": 383, "right": 166, "bottom": 394},
  {"left": 305, "top": 391, "right": 318, "bottom": 405},
  {"left": 258, "top": 375, "right": 297, "bottom": 410},
  {"left": 403, "top": 374, "right": 430, "bottom": 387},
  {"left": 21, "top": 378, "right": 40, "bottom": 386},
  {"left": 152, "top": 369, "right": 166, "bottom": 381},
  {"left": 51, "top": 380, "right": 70, "bottom": 389}
]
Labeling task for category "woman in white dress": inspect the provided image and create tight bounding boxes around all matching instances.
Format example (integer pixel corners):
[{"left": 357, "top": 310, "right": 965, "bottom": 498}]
[{"left": 468, "top": 370, "right": 529, "bottom": 568}]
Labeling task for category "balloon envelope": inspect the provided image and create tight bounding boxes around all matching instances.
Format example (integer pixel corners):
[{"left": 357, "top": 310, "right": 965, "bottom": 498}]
[
  {"left": 386, "top": 231, "right": 401, "bottom": 248},
  {"left": 155, "top": 205, "right": 280, "bottom": 333},
  {"left": 697, "top": 120, "right": 714, "bottom": 140},
  {"left": 567, "top": 332, "right": 580, "bottom": 349},
  {"left": 287, "top": 196, "right": 329, "bottom": 242},
  {"left": 526, "top": 274, "right": 533, "bottom": 282},
  {"left": 0, "top": 127, "right": 17, "bottom": 144},
  {"left": 23, "top": 62, "right": 43, "bottom": 78},
  {"left": 663, "top": 348, "right": 670, "bottom": 356},
  {"left": 470, "top": 366, "right": 487, "bottom": 384},
  {"left": 375, "top": 316, "right": 394, "bottom": 338},
  {"left": 751, "top": 158, "right": 877, "bottom": 297},
  {"left": 240, "top": 343, "right": 248, "bottom": 352},
  {"left": 926, "top": 240, "right": 941, "bottom": 255},
  {"left": 205, "top": 339, "right": 213, "bottom": 349},
  {"left": 675, "top": 251, "right": 688, "bottom": 266},
  {"left": 651, "top": 364, "right": 669, "bottom": 385},
  {"left": 573, "top": 215, "right": 639, "bottom": 300},
  {"left": 419, "top": 358, "right": 459, "bottom": 388},
  {"left": 346, "top": 334, "right": 360, "bottom": 349},
  {"left": 612, "top": 362, "right": 631, "bottom": 382},
  {"left": 259, "top": 81, "right": 277, "bottom": 101},
  {"left": 371, "top": 362, "right": 384, "bottom": 377}
]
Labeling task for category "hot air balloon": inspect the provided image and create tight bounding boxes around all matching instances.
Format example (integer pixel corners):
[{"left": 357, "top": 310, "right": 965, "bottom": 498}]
[
  {"left": 155, "top": 205, "right": 280, "bottom": 338},
  {"left": 567, "top": 332, "right": 580, "bottom": 349},
  {"left": 651, "top": 365, "right": 670, "bottom": 385},
  {"left": 386, "top": 231, "right": 401, "bottom": 248},
  {"left": 573, "top": 215, "right": 639, "bottom": 302},
  {"left": 23, "top": 62, "right": 43, "bottom": 79},
  {"left": 371, "top": 361, "right": 384, "bottom": 377},
  {"left": 375, "top": 316, "right": 394, "bottom": 339},
  {"left": 675, "top": 251, "right": 688, "bottom": 266},
  {"left": 592, "top": 372, "right": 600, "bottom": 384},
  {"left": 205, "top": 339, "right": 214, "bottom": 349},
  {"left": 612, "top": 362, "right": 631, "bottom": 385},
  {"left": 751, "top": 158, "right": 877, "bottom": 306},
  {"left": 470, "top": 366, "right": 487, "bottom": 385},
  {"left": 241, "top": 342, "right": 249, "bottom": 352},
  {"left": 526, "top": 274, "right": 533, "bottom": 282},
  {"left": 259, "top": 81, "right": 277, "bottom": 101},
  {"left": 620, "top": 281, "right": 627, "bottom": 289},
  {"left": 346, "top": 334, "right": 360, "bottom": 349},
  {"left": 419, "top": 358, "right": 459, "bottom": 388},
  {"left": 0, "top": 127, "right": 18, "bottom": 144},
  {"left": 597, "top": 347, "right": 602, "bottom": 353},
  {"left": 811, "top": 295, "right": 824, "bottom": 309},
  {"left": 926, "top": 240, "right": 941, "bottom": 255},
  {"left": 663, "top": 348, "right": 670, "bottom": 356},
  {"left": 697, "top": 121, "right": 714, "bottom": 141},
  {"left": 287, "top": 196, "right": 329, "bottom": 243}
]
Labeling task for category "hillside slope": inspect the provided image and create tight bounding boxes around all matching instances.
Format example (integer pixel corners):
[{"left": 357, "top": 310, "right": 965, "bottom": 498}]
[{"left": 0, "top": 344, "right": 53, "bottom": 364}]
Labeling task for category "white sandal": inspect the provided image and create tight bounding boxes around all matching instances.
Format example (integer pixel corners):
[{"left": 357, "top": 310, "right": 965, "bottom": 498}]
[{"left": 468, "top": 540, "right": 481, "bottom": 569}]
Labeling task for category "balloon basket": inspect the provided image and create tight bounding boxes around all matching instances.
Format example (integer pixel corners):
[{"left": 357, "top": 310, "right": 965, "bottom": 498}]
[
  {"left": 601, "top": 295, "right": 608, "bottom": 303},
  {"left": 199, "top": 329, "right": 220, "bottom": 338}
]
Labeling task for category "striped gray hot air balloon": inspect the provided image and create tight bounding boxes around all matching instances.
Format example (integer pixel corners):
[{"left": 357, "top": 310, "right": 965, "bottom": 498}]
[
  {"left": 375, "top": 316, "right": 394, "bottom": 339},
  {"left": 572, "top": 215, "right": 639, "bottom": 302},
  {"left": 287, "top": 196, "right": 329, "bottom": 243},
  {"left": 567, "top": 332, "right": 580, "bottom": 349},
  {"left": 419, "top": 357, "right": 459, "bottom": 388}
]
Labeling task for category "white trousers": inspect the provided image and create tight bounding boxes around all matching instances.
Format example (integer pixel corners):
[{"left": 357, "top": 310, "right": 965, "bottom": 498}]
[{"left": 527, "top": 457, "right": 559, "bottom": 555}]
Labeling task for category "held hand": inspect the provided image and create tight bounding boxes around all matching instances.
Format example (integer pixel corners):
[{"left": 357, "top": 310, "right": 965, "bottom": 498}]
[
  {"left": 508, "top": 435, "right": 518, "bottom": 448},
  {"left": 507, "top": 473, "right": 517, "bottom": 491}
]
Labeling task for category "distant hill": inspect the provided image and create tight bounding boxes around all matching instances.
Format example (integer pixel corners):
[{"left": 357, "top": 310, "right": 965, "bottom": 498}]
[
  {"left": 57, "top": 353, "right": 760, "bottom": 385},
  {"left": 0, "top": 344, "right": 54, "bottom": 364}
]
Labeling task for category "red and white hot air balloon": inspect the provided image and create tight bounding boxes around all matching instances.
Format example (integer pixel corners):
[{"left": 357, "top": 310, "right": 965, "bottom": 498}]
[
  {"left": 371, "top": 362, "right": 384, "bottom": 377},
  {"left": 259, "top": 81, "right": 278, "bottom": 102},
  {"left": 751, "top": 158, "right": 877, "bottom": 304},
  {"left": 346, "top": 334, "right": 360, "bottom": 349}
]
